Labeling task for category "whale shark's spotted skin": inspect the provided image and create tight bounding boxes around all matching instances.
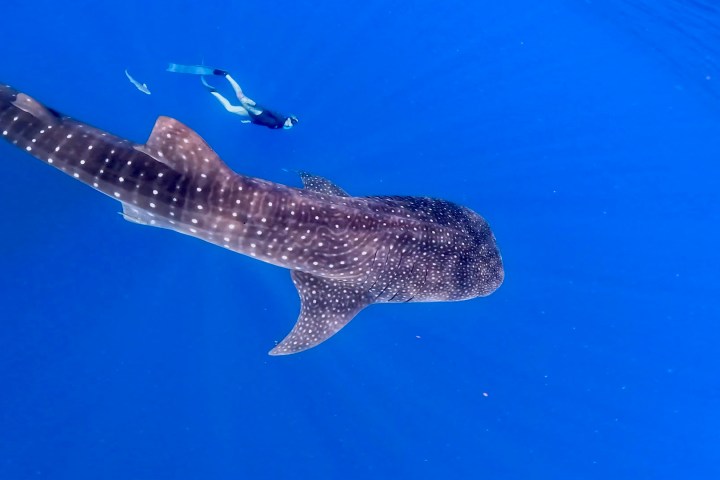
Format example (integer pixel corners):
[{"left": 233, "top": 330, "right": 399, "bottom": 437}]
[{"left": 0, "top": 84, "right": 504, "bottom": 355}]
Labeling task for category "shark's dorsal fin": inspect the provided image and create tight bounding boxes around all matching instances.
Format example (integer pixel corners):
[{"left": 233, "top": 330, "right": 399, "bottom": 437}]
[
  {"left": 269, "top": 271, "right": 372, "bottom": 355},
  {"left": 299, "top": 171, "right": 350, "bottom": 197},
  {"left": 12, "top": 93, "right": 61, "bottom": 126},
  {"left": 136, "top": 116, "right": 233, "bottom": 177}
]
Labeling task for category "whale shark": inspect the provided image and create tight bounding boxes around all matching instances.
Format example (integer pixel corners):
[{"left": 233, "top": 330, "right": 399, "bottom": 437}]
[{"left": 0, "top": 84, "right": 504, "bottom": 355}]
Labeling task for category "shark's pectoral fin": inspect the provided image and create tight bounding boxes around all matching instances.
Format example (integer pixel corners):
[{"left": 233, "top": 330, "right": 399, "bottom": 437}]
[
  {"left": 120, "top": 203, "right": 176, "bottom": 231},
  {"left": 299, "top": 171, "right": 350, "bottom": 197},
  {"left": 121, "top": 203, "right": 157, "bottom": 226},
  {"left": 269, "top": 271, "right": 372, "bottom": 356}
]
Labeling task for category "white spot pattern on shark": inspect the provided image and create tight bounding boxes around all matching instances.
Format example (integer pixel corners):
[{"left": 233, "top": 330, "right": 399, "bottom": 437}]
[{"left": 0, "top": 84, "right": 504, "bottom": 355}]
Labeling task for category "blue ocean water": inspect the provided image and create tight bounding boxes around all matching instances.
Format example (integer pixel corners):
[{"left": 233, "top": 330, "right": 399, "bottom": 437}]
[{"left": 1, "top": 0, "right": 718, "bottom": 478}]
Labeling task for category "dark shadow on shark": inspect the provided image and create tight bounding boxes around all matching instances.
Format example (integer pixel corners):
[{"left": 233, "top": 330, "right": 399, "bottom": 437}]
[{"left": 0, "top": 84, "right": 504, "bottom": 355}]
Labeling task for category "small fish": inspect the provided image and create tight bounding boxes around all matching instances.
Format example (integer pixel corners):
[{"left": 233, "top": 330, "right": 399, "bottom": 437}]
[
  {"left": 125, "top": 69, "right": 151, "bottom": 95},
  {"left": 0, "top": 84, "right": 504, "bottom": 355}
]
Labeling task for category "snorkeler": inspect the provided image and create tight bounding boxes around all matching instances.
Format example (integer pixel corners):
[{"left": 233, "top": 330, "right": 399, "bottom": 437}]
[{"left": 167, "top": 63, "right": 298, "bottom": 130}]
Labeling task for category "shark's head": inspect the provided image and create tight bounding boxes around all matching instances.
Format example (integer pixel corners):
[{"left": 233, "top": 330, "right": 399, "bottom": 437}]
[{"left": 460, "top": 207, "right": 504, "bottom": 298}]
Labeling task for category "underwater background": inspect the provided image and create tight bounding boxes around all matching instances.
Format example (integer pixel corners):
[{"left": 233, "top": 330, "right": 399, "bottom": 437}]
[{"left": 1, "top": 0, "right": 719, "bottom": 478}]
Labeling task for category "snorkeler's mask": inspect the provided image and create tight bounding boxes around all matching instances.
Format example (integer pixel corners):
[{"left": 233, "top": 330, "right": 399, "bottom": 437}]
[{"left": 283, "top": 115, "right": 299, "bottom": 129}]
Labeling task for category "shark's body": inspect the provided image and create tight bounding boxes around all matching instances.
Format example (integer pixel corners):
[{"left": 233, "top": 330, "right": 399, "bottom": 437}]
[{"left": 0, "top": 84, "right": 503, "bottom": 355}]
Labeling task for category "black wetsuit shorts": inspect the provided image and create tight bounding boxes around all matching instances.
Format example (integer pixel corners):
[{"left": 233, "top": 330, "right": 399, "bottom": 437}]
[{"left": 249, "top": 109, "right": 287, "bottom": 129}]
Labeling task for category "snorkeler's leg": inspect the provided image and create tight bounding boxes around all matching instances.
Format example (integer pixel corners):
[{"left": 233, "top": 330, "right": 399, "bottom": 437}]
[
  {"left": 200, "top": 78, "right": 251, "bottom": 121},
  {"left": 205, "top": 91, "right": 252, "bottom": 122},
  {"left": 223, "top": 74, "right": 257, "bottom": 107},
  {"left": 223, "top": 74, "right": 244, "bottom": 98}
]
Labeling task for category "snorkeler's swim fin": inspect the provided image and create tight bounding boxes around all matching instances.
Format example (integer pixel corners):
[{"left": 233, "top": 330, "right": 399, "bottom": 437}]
[
  {"left": 200, "top": 76, "right": 217, "bottom": 92},
  {"left": 167, "top": 63, "right": 228, "bottom": 76}
]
